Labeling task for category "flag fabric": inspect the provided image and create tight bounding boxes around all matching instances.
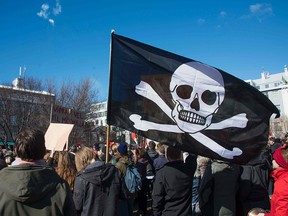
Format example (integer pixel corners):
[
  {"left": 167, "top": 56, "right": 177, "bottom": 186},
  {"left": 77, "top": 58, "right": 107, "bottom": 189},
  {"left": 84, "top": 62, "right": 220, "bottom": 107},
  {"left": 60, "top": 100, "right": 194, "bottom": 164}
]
[{"left": 107, "top": 33, "right": 280, "bottom": 164}]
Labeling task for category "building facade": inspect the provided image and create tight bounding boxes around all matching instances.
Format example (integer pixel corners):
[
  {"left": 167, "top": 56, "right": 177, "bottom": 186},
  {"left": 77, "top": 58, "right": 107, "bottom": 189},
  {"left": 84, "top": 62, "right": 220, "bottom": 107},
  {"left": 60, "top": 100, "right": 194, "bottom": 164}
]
[
  {"left": 86, "top": 101, "right": 108, "bottom": 127},
  {"left": 245, "top": 65, "right": 288, "bottom": 136},
  {"left": 0, "top": 77, "right": 55, "bottom": 146}
]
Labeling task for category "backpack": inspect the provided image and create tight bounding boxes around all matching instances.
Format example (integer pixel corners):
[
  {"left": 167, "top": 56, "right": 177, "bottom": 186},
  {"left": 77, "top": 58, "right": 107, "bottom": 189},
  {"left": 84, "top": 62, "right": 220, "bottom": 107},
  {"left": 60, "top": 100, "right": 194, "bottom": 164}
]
[{"left": 125, "top": 163, "right": 142, "bottom": 194}]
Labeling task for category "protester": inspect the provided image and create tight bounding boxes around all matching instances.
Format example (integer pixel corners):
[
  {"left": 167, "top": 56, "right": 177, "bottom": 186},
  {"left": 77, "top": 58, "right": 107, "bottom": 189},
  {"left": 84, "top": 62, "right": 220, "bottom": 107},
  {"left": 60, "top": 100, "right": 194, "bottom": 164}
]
[
  {"left": 248, "top": 208, "right": 267, "bottom": 216},
  {"left": 56, "top": 150, "right": 77, "bottom": 192},
  {"left": 237, "top": 149, "right": 271, "bottom": 216},
  {"left": 268, "top": 137, "right": 282, "bottom": 154},
  {"left": 98, "top": 144, "right": 116, "bottom": 164},
  {"left": 115, "top": 143, "right": 134, "bottom": 216},
  {"left": 4, "top": 151, "right": 14, "bottom": 166},
  {"left": 255, "top": 144, "right": 288, "bottom": 216},
  {"left": 152, "top": 142, "right": 197, "bottom": 216},
  {"left": 191, "top": 155, "right": 209, "bottom": 216},
  {"left": 0, "top": 128, "right": 76, "bottom": 216},
  {"left": 73, "top": 146, "right": 122, "bottom": 216},
  {"left": 199, "top": 159, "right": 240, "bottom": 216},
  {"left": 146, "top": 140, "right": 158, "bottom": 177},
  {"left": 153, "top": 142, "right": 168, "bottom": 172},
  {"left": 0, "top": 150, "right": 7, "bottom": 170},
  {"left": 135, "top": 148, "right": 149, "bottom": 216}
]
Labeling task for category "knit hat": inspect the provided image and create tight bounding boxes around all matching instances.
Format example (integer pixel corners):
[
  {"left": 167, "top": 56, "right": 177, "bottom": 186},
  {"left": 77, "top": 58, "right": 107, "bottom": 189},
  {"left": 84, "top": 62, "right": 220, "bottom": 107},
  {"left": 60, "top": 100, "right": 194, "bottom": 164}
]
[
  {"left": 117, "top": 143, "right": 128, "bottom": 155},
  {"left": 273, "top": 145, "right": 288, "bottom": 169}
]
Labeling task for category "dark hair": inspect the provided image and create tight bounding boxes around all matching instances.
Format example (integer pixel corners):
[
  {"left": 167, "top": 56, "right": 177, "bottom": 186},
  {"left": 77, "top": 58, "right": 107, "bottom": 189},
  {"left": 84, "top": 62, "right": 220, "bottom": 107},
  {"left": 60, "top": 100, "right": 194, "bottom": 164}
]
[
  {"left": 166, "top": 145, "right": 181, "bottom": 161},
  {"left": 149, "top": 141, "right": 156, "bottom": 150},
  {"left": 14, "top": 128, "right": 46, "bottom": 161}
]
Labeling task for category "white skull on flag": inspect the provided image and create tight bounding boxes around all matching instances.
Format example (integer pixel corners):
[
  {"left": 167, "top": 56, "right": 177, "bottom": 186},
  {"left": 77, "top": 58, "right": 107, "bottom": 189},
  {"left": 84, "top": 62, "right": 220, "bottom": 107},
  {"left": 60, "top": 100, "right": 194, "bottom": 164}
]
[
  {"left": 170, "top": 62, "right": 225, "bottom": 134},
  {"left": 129, "top": 61, "right": 248, "bottom": 159}
]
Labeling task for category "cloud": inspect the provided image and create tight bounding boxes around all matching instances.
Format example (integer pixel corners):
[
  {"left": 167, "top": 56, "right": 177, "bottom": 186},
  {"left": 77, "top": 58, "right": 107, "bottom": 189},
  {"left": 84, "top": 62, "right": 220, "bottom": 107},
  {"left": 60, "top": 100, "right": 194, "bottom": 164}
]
[
  {"left": 241, "top": 3, "right": 273, "bottom": 22},
  {"left": 49, "top": 19, "right": 55, "bottom": 26},
  {"left": 53, "top": 0, "right": 62, "bottom": 15},
  {"left": 197, "top": 18, "right": 206, "bottom": 25},
  {"left": 219, "top": 11, "right": 227, "bottom": 18},
  {"left": 37, "top": 4, "right": 50, "bottom": 19},
  {"left": 37, "top": 0, "right": 62, "bottom": 26}
]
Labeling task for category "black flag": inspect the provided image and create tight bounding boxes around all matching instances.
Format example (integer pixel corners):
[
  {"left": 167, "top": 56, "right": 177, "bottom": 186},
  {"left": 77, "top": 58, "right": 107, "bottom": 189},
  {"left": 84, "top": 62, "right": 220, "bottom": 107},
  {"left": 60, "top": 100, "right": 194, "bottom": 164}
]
[{"left": 107, "top": 33, "right": 279, "bottom": 164}]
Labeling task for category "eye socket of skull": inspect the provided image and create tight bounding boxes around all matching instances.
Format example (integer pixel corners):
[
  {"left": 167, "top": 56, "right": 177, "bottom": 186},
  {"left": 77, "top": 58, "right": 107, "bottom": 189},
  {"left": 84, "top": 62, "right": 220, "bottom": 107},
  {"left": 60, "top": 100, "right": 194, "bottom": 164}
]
[
  {"left": 201, "top": 90, "right": 217, "bottom": 105},
  {"left": 176, "top": 85, "right": 193, "bottom": 99}
]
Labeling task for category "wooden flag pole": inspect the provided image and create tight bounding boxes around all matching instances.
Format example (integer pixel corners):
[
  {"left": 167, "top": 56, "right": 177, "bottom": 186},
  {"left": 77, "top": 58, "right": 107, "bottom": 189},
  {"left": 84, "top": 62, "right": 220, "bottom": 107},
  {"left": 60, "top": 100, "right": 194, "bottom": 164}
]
[
  {"left": 105, "top": 125, "right": 110, "bottom": 163},
  {"left": 105, "top": 29, "right": 115, "bottom": 164}
]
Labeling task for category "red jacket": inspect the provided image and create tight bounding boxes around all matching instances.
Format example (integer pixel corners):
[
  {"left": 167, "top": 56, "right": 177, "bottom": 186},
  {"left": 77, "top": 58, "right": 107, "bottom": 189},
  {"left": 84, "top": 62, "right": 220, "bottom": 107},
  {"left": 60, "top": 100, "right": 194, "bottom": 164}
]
[{"left": 265, "top": 168, "right": 288, "bottom": 216}]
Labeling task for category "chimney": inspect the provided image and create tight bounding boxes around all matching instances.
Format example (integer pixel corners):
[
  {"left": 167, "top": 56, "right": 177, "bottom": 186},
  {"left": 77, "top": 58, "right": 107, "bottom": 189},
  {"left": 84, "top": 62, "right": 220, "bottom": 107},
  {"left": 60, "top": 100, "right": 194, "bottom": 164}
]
[
  {"left": 12, "top": 78, "right": 24, "bottom": 89},
  {"left": 261, "top": 71, "right": 269, "bottom": 80}
]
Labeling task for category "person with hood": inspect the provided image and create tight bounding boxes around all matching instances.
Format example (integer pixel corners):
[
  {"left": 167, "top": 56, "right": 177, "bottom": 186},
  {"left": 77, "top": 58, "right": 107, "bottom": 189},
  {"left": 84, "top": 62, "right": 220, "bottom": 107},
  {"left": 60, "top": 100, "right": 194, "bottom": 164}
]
[
  {"left": 0, "top": 128, "right": 76, "bottom": 216},
  {"left": 73, "top": 146, "right": 122, "bottom": 216}
]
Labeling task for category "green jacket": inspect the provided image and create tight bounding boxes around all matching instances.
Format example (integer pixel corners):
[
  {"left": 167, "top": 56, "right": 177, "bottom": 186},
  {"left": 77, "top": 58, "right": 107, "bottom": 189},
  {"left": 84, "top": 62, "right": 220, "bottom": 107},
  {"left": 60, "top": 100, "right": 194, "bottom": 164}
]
[{"left": 0, "top": 164, "right": 76, "bottom": 216}]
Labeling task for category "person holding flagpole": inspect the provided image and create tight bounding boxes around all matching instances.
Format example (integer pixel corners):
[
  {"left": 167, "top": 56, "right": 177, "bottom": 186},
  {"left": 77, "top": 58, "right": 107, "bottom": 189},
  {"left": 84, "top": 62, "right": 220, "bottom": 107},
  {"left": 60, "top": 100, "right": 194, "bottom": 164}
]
[{"left": 152, "top": 142, "right": 197, "bottom": 216}]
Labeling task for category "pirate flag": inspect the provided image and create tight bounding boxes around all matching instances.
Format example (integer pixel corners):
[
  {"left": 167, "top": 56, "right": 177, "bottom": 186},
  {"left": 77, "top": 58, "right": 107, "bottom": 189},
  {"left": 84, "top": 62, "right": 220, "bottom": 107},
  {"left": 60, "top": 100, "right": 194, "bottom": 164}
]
[{"left": 107, "top": 33, "right": 279, "bottom": 164}]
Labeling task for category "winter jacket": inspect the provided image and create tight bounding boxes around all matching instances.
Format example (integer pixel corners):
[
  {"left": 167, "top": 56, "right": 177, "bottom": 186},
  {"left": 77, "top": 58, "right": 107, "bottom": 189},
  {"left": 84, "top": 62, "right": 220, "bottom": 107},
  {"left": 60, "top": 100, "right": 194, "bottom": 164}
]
[
  {"left": 146, "top": 149, "right": 158, "bottom": 176},
  {"left": 153, "top": 155, "right": 168, "bottom": 172},
  {"left": 265, "top": 168, "right": 288, "bottom": 216},
  {"left": 0, "top": 164, "right": 76, "bottom": 216},
  {"left": 73, "top": 160, "right": 121, "bottom": 216},
  {"left": 152, "top": 159, "right": 197, "bottom": 216},
  {"left": 238, "top": 150, "right": 271, "bottom": 215},
  {"left": 115, "top": 155, "right": 131, "bottom": 176},
  {"left": 199, "top": 160, "right": 240, "bottom": 216}
]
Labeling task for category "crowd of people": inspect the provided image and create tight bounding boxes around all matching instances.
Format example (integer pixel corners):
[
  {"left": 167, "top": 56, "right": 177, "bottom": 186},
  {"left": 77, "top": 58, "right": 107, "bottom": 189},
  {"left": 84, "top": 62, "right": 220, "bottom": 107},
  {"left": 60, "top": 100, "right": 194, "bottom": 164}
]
[{"left": 0, "top": 127, "right": 288, "bottom": 216}]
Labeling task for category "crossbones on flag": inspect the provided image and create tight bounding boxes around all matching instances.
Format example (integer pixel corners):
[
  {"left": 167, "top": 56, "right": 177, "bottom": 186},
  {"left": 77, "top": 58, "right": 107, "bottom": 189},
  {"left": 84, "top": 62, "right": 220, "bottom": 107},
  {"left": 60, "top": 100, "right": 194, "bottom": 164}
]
[{"left": 107, "top": 33, "right": 280, "bottom": 164}]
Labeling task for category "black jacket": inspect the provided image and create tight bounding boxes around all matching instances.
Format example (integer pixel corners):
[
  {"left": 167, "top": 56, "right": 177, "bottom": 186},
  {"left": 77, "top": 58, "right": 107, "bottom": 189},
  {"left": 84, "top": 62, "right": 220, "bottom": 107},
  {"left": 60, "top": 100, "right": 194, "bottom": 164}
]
[
  {"left": 238, "top": 151, "right": 271, "bottom": 202},
  {"left": 0, "top": 164, "right": 76, "bottom": 216},
  {"left": 152, "top": 158, "right": 197, "bottom": 216},
  {"left": 73, "top": 161, "right": 122, "bottom": 216}
]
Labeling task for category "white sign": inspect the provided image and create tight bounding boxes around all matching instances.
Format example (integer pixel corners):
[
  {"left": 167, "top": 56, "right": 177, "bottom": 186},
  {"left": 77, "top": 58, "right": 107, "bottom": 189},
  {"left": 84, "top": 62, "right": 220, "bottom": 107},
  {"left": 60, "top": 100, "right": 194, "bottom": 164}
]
[{"left": 45, "top": 123, "right": 74, "bottom": 151}]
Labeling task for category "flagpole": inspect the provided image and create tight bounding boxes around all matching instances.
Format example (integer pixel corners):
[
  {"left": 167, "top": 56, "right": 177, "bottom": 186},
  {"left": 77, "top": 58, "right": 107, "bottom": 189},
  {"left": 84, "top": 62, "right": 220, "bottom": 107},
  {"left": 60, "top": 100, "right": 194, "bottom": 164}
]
[
  {"left": 49, "top": 103, "right": 53, "bottom": 123},
  {"left": 105, "top": 125, "right": 110, "bottom": 163},
  {"left": 105, "top": 29, "right": 115, "bottom": 163}
]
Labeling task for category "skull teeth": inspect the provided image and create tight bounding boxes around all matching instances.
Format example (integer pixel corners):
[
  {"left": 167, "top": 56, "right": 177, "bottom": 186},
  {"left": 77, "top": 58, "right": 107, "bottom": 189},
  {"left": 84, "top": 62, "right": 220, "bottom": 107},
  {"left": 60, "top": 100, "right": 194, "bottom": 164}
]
[{"left": 178, "top": 110, "right": 206, "bottom": 125}]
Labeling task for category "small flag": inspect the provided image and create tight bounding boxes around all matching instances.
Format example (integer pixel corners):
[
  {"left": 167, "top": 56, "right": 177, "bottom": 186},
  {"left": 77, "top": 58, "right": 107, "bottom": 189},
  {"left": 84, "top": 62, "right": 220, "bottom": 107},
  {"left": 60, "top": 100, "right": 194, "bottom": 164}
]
[{"left": 107, "top": 33, "right": 279, "bottom": 164}]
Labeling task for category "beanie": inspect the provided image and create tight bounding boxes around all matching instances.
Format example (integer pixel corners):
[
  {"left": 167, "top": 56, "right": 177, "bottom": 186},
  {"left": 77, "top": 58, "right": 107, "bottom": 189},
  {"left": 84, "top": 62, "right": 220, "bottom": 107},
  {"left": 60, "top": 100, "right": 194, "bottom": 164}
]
[
  {"left": 273, "top": 145, "right": 288, "bottom": 169},
  {"left": 117, "top": 143, "right": 128, "bottom": 155}
]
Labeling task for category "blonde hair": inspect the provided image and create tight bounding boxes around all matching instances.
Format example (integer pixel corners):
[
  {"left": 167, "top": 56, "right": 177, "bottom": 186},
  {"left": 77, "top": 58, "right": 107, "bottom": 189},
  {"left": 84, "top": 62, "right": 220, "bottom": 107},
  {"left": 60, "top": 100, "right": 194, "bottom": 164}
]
[
  {"left": 248, "top": 208, "right": 266, "bottom": 216},
  {"left": 56, "top": 151, "right": 77, "bottom": 190},
  {"left": 75, "top": 146, "right": 95, "bottom": 172},
  {"left": 111, "top": 143, "right": 119, "bottom": 154}
]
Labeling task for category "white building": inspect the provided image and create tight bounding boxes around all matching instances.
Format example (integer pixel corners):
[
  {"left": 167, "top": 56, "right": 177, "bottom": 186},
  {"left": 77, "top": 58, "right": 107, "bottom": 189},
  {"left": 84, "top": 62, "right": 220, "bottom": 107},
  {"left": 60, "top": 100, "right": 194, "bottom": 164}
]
[
  {"left": 245, "top": 65, "right": 288, "bottom": 135},
  {"left": 245, "top": 65, "right": 288, "bottom": 117},
  {"left": 87, "top": 101, "right": 107, "bottom": 127}
]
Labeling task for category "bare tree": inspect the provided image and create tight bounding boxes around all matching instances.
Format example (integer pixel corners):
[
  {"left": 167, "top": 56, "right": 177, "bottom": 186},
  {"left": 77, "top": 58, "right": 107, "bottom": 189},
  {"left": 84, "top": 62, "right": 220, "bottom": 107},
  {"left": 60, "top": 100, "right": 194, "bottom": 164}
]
[
  {"left": 55, "top": 78, "right": 98, "bottom": 111},
  {"left": 52, "top": 78, "right": 99, "bottom": 146},
  {"left": 0, "top": 76, "right": 98, "bottom": 147}
]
